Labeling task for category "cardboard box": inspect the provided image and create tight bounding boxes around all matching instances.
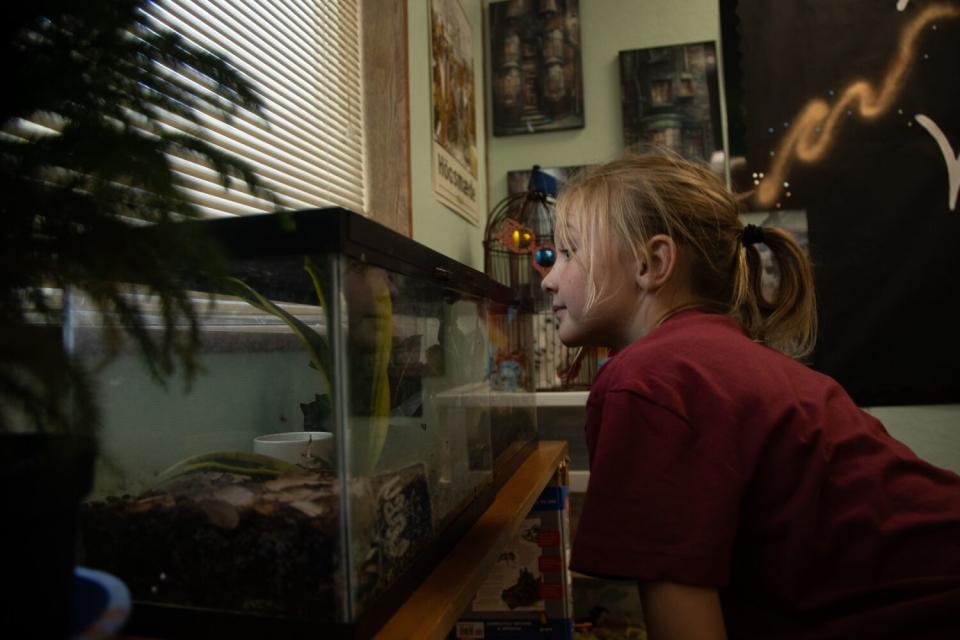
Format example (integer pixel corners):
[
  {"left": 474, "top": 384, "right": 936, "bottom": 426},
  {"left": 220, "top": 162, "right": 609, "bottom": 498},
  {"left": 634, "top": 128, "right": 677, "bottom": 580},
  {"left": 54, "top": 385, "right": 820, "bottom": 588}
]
[{"left": 451, "top": 484, "right": 573, "bottom": 640}]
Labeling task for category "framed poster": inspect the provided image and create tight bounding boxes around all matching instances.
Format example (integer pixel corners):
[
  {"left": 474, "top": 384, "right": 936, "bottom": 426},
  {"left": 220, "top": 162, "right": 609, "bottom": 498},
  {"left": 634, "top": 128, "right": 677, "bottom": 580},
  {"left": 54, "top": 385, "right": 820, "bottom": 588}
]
[
  {"left": 430, "top": 0, "right": 480, "bottom": 224},
  {"left": 619, "top": 41, "right": 724, "bottom": 167},
  {"left": 489, "top": 0, "right": 584, "bottom": 136}
]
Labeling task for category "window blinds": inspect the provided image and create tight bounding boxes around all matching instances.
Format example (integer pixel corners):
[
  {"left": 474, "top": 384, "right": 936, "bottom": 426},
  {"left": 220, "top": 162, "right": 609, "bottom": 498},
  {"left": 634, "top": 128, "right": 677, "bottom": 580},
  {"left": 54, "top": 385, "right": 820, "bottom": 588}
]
[{"left": 144, "top": 0, "right": 365, "bottom": 217}]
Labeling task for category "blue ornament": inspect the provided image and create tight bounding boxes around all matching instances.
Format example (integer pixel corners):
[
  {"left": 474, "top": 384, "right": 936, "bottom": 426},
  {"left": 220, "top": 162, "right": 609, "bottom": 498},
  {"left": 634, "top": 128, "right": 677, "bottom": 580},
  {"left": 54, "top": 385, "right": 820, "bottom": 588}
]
[{"left": 534, "top": 246, "right": 556, "bottom": 268}]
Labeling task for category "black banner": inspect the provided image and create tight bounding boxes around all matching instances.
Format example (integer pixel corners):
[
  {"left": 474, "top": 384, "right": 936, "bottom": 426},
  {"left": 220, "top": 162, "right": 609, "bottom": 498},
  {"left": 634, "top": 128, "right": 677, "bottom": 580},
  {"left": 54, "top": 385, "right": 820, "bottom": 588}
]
[{"left": 722, "top": 0, "right": 960, "bottom": 405}]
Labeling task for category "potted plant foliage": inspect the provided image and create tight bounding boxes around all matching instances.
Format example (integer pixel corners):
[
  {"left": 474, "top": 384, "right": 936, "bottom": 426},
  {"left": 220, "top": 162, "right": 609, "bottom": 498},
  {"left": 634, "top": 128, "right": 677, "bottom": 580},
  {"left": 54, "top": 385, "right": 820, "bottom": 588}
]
[{"left": 0, "top": 2, "right": 276, "bottom": 635}]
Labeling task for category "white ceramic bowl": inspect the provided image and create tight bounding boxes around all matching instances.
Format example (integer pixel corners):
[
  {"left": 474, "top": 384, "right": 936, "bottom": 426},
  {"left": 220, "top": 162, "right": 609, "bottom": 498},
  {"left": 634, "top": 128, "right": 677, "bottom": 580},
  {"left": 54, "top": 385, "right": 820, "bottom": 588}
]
[{"left": 253, "top": 431, "right": 334, "bottom": 466}]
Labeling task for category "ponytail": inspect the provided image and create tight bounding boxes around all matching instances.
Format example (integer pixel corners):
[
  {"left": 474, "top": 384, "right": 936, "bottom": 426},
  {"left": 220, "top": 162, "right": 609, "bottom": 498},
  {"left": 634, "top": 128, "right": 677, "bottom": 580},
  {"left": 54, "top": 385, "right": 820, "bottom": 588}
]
[
  {"left": 554, "top": 151, "right": 818, "bottom": 359},
  {"left": 730, "top": 226, "right": 817, "bottom": 359}
]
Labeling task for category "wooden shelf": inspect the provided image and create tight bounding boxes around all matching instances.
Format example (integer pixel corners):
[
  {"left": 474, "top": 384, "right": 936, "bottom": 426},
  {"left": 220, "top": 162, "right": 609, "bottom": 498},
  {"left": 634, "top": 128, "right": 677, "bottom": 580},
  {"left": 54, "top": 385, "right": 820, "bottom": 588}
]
[{"left": 374, "top": 440, "right": 569, "bottom": 640}]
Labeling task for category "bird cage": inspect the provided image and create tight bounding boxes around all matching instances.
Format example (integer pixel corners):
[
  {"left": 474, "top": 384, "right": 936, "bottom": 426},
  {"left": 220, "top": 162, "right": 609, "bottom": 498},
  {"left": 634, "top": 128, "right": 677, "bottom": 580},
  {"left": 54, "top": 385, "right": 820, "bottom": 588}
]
[{"left": 483, "top": 166, "right": 600, "bottom": 390}]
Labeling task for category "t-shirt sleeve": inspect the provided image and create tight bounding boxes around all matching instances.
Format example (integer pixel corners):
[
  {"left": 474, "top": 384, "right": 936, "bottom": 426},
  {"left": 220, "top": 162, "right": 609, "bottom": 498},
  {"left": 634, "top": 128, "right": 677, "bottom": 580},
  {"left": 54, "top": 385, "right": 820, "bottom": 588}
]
[{"left": 569, "top": 389, "right": 743, "bottom": 586}]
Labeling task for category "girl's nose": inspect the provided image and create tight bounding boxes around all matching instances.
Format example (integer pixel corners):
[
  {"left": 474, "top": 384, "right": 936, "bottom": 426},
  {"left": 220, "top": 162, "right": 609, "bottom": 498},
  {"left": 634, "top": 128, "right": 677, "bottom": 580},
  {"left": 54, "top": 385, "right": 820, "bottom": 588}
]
[{"left": 540, "top": 268, "right": 557, "bottom": 292}]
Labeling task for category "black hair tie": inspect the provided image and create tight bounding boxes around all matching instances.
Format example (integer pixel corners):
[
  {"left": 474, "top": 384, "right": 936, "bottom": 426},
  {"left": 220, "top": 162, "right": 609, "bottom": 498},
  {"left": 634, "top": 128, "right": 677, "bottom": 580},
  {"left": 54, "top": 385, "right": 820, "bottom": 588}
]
[{"left": 741, "top": 224, "right": 765, "bottom": 247}]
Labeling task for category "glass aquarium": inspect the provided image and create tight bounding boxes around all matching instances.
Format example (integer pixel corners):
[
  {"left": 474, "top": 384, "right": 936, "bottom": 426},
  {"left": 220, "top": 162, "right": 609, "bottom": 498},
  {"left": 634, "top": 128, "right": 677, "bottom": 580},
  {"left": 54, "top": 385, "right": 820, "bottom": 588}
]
[{"left": 73, "top": 208, "right": 536, "bottom": 637}]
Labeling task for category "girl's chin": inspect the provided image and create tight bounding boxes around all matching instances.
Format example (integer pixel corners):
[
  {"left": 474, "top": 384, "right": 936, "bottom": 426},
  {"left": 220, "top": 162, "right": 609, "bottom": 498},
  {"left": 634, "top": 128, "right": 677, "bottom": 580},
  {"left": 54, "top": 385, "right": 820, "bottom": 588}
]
[{"left": 556, "top": 329, "right": 584, "bottom": 348}]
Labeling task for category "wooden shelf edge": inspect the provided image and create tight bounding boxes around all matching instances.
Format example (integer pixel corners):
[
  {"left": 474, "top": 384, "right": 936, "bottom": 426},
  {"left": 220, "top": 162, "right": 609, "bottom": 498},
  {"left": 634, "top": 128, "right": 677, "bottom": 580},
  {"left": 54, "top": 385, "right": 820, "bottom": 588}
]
[{"left": 374, "top": 440, "right": 569, "bottom": 640}]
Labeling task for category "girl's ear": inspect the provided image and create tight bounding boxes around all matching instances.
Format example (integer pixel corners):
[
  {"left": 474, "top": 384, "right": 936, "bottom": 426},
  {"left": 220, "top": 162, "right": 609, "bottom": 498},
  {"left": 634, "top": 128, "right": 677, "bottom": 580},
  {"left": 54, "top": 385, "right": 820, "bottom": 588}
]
[{"left": 636, "top": 234, "right": 678, "bottom": 291}]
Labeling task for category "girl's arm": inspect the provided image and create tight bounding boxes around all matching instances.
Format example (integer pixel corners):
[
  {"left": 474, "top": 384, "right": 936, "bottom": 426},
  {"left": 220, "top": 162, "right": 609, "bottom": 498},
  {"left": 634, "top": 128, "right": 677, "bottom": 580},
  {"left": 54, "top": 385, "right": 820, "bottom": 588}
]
[{"left": 639, "top": 581, "right": 727, "bottom": 640}]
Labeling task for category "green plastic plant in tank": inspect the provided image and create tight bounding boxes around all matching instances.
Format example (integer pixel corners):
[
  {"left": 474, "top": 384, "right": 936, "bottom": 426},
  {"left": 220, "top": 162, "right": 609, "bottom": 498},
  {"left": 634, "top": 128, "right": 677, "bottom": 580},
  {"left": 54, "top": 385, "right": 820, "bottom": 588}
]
[
  {"left": 354, "top": 262, "right": 393, "bottom": 474},
  {"left": 227, "top": 260, "right": 334, "bottom": 397},
  {"left": 227, "top": 257, "right": 393, "bottom": 475},
  {"left": 0, "top": 1, "right": 279, "bottom": 436}
]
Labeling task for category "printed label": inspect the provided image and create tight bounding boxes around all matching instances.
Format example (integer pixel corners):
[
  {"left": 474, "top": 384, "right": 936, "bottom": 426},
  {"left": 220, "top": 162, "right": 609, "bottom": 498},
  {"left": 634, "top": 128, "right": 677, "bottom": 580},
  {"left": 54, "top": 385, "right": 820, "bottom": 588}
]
[
  {"left": 539, "top": 582, "right": 565, "bottom": 600},
  {"left": 538, "top": 530, "right": 561, "bottom": 547},
  {"left": 456, "top": 621, "right": 485, "bottom": 638},
  {"left": 538, "top": 555, "right": 563, "bottom": 572}
]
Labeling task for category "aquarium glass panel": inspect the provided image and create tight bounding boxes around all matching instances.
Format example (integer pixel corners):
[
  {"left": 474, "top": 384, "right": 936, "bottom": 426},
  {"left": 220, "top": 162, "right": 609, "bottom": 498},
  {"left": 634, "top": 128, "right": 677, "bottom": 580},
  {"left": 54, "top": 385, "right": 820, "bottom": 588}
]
[
  {"left": 78, "top": 254, "right": 348, "bottom": 622},
  {"left": 73, "top": 208, "right": 536, "bottom": 633},
  {"left": 339, "top": 256, "right": 503, "bottom": 616}
]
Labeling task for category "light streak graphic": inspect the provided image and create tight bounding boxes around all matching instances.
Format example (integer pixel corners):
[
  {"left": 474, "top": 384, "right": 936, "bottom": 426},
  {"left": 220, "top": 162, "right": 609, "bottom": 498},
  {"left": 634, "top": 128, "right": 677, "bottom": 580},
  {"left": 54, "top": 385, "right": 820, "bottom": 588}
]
[
  {"left": 755, "top": 3, "right": 960, "bottom": 207},
  {"left": 915, "top": 114, "right": 960, "bottom": 211}
]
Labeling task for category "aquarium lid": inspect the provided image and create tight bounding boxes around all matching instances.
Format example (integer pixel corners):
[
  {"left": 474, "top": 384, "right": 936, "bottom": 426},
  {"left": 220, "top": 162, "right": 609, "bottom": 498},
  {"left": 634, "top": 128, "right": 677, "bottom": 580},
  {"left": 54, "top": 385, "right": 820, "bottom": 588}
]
[{"left": 188, "top": 208, "right": 515, "bottom": 304}]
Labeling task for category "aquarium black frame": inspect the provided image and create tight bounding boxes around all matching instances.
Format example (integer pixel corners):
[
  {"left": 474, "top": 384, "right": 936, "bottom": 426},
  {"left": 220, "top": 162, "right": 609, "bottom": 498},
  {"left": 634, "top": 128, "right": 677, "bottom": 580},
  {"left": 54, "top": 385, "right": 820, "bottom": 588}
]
[
  {"left": 119, "top": 208, "right": 538, "bottom": 639},
  {"left": 191, "top": 207, "right": 514, "bottom": 305}
]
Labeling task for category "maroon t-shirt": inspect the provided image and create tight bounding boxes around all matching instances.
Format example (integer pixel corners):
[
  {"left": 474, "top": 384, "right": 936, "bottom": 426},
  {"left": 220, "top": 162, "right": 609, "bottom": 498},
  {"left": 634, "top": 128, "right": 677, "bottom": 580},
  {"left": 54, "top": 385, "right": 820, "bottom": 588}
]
[{"left": 570, "top": 310, "right": 960, "bottom": 638}]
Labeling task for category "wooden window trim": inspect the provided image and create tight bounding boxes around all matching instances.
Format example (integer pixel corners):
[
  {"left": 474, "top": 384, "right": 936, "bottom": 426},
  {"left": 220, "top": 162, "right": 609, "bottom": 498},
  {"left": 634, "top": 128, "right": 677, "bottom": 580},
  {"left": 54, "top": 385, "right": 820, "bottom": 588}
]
[{"left": 361, "top": 0, "right": 413, "bottom": 237}]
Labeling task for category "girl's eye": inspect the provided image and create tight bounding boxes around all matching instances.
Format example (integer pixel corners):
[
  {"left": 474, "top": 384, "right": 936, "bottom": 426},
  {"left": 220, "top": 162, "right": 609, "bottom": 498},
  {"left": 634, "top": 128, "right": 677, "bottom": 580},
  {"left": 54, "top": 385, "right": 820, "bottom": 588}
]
[{"left": 558, "top": 248, "right": 574, "bottom": 259}]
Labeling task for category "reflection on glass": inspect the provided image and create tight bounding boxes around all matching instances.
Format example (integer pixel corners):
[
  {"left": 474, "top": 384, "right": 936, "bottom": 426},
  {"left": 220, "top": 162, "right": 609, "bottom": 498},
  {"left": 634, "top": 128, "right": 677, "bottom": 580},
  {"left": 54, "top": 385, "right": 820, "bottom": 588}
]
[{"left": 76, "top": 239, "right": 536, "bottom": 629}]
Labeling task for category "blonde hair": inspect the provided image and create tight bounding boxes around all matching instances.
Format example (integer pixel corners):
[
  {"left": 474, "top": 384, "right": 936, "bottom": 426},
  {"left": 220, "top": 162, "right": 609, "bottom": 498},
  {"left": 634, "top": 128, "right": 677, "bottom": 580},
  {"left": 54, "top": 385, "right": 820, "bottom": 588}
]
[{"left": 554, "top": 151, "right": 818, "bottom": 359}]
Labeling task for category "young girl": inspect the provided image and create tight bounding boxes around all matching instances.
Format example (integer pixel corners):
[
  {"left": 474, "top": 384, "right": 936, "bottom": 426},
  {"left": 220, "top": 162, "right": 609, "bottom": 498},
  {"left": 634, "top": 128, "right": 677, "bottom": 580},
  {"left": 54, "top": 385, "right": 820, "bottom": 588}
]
[{"left": 541, "top": 153, "right": 960, "bottom": 639}]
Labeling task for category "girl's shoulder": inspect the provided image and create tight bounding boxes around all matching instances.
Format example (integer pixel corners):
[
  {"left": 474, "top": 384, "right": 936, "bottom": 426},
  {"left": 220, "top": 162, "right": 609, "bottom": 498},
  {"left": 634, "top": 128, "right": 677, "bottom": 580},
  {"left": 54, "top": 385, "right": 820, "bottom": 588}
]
[
  {"left": 608, "top": 311, "right": 752, "bottom": 374},
  {"left": 591, "top": 310, "right": 816, "bottom": 415}
]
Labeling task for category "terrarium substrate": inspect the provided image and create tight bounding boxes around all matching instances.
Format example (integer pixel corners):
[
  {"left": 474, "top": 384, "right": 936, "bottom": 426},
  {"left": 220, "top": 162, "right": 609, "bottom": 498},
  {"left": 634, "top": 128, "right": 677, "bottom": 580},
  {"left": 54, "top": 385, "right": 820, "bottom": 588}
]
[{"left": 81, "top": 459, "right": 432, "bottom": 621}]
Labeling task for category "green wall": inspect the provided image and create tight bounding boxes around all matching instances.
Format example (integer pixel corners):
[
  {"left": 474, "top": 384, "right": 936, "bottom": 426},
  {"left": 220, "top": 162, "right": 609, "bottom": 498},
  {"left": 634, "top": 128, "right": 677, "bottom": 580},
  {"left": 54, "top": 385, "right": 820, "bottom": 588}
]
[
  {"left": 406, "top": 0, "right": 724, "bottom": 269},
  {"left": 483, "top": 0, "right": 723, "bottom": 207},
  {"left": 406, "top": 0, "right": 959, "bottom": 471}
]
